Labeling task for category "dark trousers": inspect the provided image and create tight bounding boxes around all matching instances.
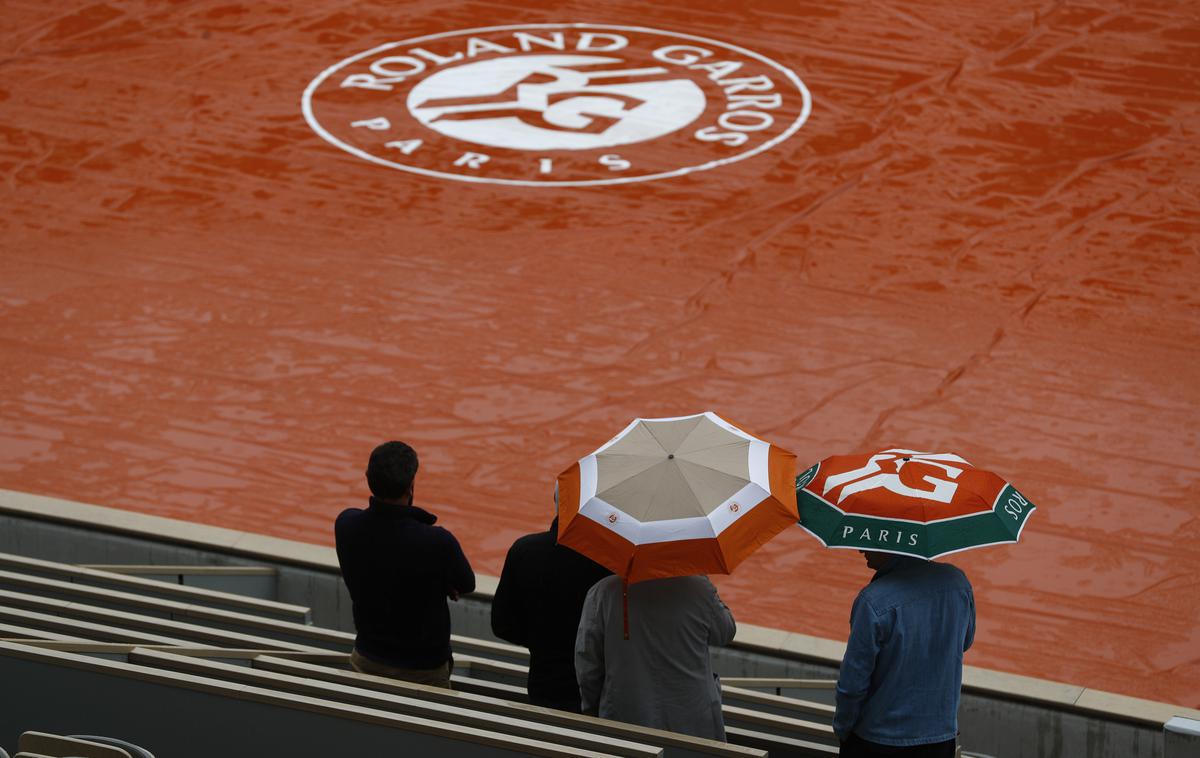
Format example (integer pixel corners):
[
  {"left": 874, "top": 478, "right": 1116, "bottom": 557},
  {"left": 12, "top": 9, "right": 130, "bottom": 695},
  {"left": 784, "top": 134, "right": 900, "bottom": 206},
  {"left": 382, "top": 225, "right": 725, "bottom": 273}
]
[
  {"left": 840, "top": 733, "right": 956, "bottom": 757},
  {"left": 529, "top": 694, "right": 583, "bottom": 712}
]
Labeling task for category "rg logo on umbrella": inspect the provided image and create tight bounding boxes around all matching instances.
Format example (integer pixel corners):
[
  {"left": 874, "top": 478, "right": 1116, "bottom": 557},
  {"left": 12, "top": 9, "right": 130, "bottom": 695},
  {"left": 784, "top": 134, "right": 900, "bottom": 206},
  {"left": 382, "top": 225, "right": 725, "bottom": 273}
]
[
  {"left": 796, "top": 447, "right": 1037, "bottom": 560},
  {"left": 822, "top": 450, "right": 967, "bottom": 505}
]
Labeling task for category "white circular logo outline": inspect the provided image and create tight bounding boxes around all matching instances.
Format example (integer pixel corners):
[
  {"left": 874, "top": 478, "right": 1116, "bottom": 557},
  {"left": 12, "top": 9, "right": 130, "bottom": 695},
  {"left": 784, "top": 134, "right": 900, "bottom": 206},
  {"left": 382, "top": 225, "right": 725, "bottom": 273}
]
[{"left": 301, "top": 23, "right": 813, "bottom": 187}]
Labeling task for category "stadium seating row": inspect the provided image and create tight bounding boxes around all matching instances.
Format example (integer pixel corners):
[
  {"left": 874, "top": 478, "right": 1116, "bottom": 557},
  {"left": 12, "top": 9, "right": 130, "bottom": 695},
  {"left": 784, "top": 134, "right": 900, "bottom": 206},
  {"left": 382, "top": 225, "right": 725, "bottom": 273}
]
[
  {"left": 3, "top": 490, "right": 1196, "bottom": 758},
  {"left": 0, "top": 549, "right": 842, "bottom": 757}
]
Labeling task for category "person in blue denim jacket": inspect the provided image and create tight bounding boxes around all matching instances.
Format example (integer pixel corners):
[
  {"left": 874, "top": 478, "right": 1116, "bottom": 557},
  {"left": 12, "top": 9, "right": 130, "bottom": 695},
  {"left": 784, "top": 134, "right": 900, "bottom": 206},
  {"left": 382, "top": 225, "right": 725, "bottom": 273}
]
[{"left": 834, "top": 551, "right": 975, "bottom": 757}]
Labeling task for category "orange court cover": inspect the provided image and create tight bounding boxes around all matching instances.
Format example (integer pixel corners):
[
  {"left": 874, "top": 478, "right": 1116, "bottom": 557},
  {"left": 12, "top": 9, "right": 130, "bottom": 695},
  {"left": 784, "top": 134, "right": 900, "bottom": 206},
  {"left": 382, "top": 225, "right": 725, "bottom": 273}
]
[{"left": 1, "top": 0, "right": 1197, "bottom": 707}]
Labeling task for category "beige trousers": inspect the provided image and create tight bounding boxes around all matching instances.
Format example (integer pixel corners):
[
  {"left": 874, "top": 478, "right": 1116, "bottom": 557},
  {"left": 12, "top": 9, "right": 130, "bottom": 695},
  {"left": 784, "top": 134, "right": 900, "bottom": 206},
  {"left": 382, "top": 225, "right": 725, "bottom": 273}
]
[{"left": 350, "top": 648, "right": 452, "bottom": 688}]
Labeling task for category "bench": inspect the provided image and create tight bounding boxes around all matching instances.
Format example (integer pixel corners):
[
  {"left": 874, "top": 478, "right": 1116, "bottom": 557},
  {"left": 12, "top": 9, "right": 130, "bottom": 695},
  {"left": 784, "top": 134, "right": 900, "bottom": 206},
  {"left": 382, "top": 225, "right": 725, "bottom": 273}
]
[
  {"left": 0, "top": 570, "right": 312, "bottom": 635},
  {"left": 0, "top": 588, "right": 325, "bottom": 652},
  {"left": 78, "top": 563, "right": 276, "bottom": 599},
  {"left": 0, "top": 604, "right": 192, "bottom": 646},
  {"left": 724, "top": 727, "right": 837, "bottom": 757},
  {"left": 2, "top": 640, "right": 349, "bottom": 664},
  {"left": 0, "top": 554, "right": 304, "bottom": 622},
  {"left": 720, "top": 684, "right": 834, "bottom": 721},
  {"left": 0, "top": 621, "right": 89, "bottom": 643},
  {"left": 131, "top": 647, "right": 665, "bottom": 758},
  {"left": 0, "top": 641, "right": 635, "bottom": 758},
  {"left": 719, "top": 678, "right": 836, "bottom": 706},
  {"left": 410, "top": 644, "right": 839, "bottom": 746},
  {"left": 0, "top": 576, "right": 840, "bottom": 750},
  {"left": 251, "top": 656, "right": 827, "bottom": 758},
  {"left": 0, "top": 573, "right": 524, "bottom": 663}
]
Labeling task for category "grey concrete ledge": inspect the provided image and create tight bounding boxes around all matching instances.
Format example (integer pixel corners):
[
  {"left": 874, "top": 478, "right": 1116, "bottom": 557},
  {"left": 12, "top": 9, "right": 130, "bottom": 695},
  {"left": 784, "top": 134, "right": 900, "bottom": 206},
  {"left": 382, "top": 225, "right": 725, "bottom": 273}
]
[
  {"left": 1, "top": 487, "right": 1196, "bottom": 729},
  {"left": 0, "top": 489, "right": 339, "bottom": 571},
  {"left": 1165, "top": 717, "right": 1200, "bottom": 736}
]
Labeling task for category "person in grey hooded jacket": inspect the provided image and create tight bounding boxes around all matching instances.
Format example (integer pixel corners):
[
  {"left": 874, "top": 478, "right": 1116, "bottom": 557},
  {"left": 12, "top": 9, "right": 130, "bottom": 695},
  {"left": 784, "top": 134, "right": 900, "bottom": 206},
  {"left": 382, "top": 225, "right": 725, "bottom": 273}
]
[{"left": 574, "top": 574, "right": 736, "bottom": 741}]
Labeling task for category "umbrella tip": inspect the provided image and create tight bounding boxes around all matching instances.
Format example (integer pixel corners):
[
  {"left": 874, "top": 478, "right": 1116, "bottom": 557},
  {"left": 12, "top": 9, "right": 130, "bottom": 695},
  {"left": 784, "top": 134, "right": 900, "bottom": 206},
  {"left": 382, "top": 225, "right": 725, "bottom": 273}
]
[{"left": 668, "top": 454, "right": 675, "bottom": 460}]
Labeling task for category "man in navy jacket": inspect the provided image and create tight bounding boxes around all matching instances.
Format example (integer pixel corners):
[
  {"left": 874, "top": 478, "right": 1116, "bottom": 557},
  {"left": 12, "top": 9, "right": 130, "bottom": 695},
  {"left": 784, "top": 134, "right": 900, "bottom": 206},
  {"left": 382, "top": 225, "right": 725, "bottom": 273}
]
[{"left": 335, "top": 441, "right": 475, "bottom": 687}]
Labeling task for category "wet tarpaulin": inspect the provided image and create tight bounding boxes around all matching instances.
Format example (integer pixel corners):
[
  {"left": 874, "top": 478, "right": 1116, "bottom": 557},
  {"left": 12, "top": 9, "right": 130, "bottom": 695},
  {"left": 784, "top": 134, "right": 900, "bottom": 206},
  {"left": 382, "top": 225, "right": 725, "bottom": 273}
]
[{"left": 1, "top": 0, "right": 1197, "bottom": 706}]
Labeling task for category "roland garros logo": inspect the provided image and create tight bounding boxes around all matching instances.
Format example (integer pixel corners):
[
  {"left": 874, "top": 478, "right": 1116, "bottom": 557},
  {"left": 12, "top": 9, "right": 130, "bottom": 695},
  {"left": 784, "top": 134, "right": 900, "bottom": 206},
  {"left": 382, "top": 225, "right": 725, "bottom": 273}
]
[{"left": 302, "top": 24, "right": 811, "bottom": 186}]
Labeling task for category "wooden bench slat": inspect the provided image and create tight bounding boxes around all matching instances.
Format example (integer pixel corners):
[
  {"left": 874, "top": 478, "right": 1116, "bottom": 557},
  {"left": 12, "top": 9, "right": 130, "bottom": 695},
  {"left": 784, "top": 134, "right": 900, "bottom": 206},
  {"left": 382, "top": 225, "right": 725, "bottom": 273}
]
[
  {"left": 451, "top": 633, "right": 529, "bottom": 663},
  {"left": 0, "top": 641, "right": 350, "bottom": 664},
  {"left": 719, "top": 679, "right": 835, "bottom": 689},
  {"left": 78, "top": 564, "right": 276, "bottom": 576},
  {"left": 0, "top": 589, "right": 325, "bottom": 652},
  {"left": 0, "top": 642, "right": 631, "bottom": 758},
  {"left": 721, "top": 705, "right": 835, "bottom": 743},
  {"left": 725, "top": 726, "right": 838, "bottom": 757},
  {"left": 0, "top": 555, "right": 307, "bottom": 622},
  {"left": 130, "top": 647, "right": 663, "bottom": 758},
  {"left": 253, "top": 655, "right": 773, "bottom": 758},
  {"left": 0, "top": 570, "right": 528, "bottom": 666},
  {"left": 0, "top": 603, "right": 193, "bottom": 645},
  {"left": 0, "top": 620, "right": 91, "bottom": 642},
  {"left": 720, "top": 685, "right": 834, "bottom": 720},
  {"left": 0, "top": 571, "right": 333, "bottom": 646}
]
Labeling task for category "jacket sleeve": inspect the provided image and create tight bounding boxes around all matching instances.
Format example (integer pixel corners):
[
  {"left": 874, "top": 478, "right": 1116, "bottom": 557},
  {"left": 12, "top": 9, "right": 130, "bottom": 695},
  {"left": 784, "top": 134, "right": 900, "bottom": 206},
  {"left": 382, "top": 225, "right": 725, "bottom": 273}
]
[
  {"left": 833, "top": 592, "right": 881, "bottom": 741},
  {"left": 574, "top": 582, "right": 606, "bottom": 717},
  {"left": 963, "top": 585, "right": 976, "bottom": 652},
  {"left": 490, "top": 543, "right": 528, "bottom": 646},
  {"left": 443, "top": 529, "right": 476, "bottom": 595},
  {"left": 705, "top": 578, "right": 737, "bottom": 646}
]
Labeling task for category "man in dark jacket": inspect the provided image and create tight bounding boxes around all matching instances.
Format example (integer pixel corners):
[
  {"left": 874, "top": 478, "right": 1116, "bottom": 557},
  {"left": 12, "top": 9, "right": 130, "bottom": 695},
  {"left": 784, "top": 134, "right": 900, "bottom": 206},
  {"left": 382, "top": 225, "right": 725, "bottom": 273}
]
[
  {"left": 335, "top": 441, "right": 475, "bottom": 688},
  {"left": 491, "top": 512, "right": 611, "bottom": 711}
]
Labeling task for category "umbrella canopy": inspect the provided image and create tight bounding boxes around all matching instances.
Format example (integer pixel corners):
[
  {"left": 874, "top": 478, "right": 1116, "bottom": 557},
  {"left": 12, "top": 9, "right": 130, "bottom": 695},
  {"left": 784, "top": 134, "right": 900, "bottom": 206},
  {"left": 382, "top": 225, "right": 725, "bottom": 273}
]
[
  {"left": 557, "top": 411, "right": 797, "bottom": 584},
  {"left": 796, "top": 448, "right": 1036, "bottom": 559}
]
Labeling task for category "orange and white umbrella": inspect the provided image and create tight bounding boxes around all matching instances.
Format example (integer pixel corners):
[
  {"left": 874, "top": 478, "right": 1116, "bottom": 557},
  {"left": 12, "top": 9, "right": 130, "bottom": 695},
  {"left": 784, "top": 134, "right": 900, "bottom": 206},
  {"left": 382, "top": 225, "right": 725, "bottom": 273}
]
[{"left": 556, "top": 411, "right": 797, "bottom": 585}]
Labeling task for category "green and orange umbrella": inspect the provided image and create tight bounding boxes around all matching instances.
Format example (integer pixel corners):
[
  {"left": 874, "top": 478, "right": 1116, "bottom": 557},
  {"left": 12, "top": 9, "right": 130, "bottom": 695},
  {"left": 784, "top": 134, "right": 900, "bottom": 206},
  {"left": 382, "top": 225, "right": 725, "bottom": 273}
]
[{"left": 795, "top": 448, "right": 1036, "bottom": 559}]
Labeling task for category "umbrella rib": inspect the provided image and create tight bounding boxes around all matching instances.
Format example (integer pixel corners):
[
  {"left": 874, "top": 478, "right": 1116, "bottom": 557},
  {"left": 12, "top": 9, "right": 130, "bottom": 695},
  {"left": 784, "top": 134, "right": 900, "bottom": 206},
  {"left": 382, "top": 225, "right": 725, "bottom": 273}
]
[
  {"left": 677, "top": 439, "right": 746, "bottom": 457},
  {"left": 673, "top": 459, "right": 745, "bottom": 518}
]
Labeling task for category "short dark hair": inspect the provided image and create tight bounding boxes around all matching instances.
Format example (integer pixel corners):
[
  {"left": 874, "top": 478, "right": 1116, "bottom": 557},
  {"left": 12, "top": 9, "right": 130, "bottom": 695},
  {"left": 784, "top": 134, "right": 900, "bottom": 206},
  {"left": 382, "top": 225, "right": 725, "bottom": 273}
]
[{"left": 366, "top": 441, "right": 419, "bottom": 500}]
